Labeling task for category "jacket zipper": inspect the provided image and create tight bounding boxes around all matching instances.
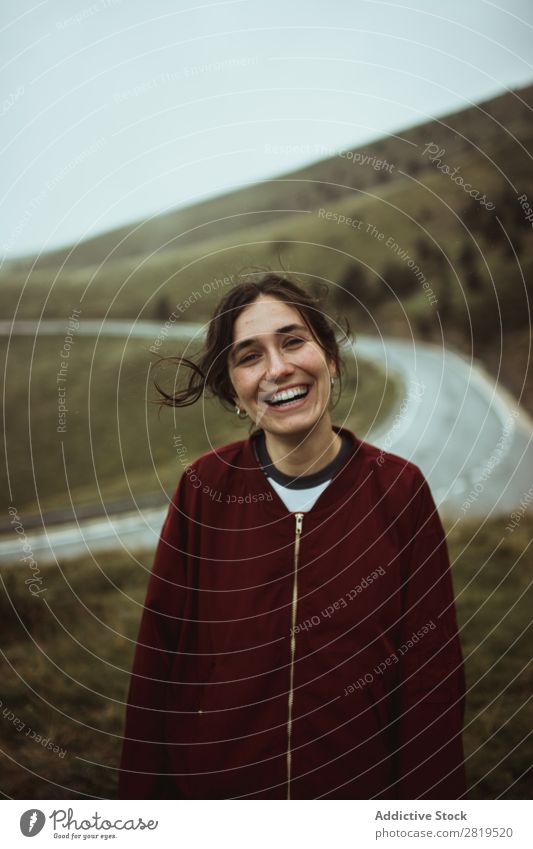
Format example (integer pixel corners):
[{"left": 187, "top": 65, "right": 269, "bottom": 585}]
[{"left": 287, "top": 511, "right": 304, "bottom": 800}]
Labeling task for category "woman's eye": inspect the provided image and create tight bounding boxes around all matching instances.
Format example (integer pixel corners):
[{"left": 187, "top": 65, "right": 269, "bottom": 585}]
[{"left": 238, "top": 338, "right": 304, "bottom": 364}]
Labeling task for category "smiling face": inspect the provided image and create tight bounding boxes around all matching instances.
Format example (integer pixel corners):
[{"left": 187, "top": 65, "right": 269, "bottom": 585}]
[{"left": 227, "top": 295, "right": 337, "bottom": 435}]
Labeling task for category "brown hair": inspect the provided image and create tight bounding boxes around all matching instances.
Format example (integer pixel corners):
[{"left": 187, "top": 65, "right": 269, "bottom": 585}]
[{"left": 151, "top": 271, "right": 352, "bottom": 435}]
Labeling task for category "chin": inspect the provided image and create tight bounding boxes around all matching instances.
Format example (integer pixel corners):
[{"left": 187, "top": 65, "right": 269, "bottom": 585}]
[{"left": 263, "top": 411, "right": 322, "bottom": 435}]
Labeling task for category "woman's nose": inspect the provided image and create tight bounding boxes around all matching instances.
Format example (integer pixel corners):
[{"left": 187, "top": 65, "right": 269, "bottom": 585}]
[{"left": 264, "top": 351, "right": 295, "bottom": 381}]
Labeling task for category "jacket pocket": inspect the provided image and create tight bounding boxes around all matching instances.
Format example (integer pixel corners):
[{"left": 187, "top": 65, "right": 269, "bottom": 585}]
[
  {"left": 363, "top": 678, "right": 395, "bottom": 757},
  {"left": 167, "top": 656, "right": 216, "bottom": 714}
]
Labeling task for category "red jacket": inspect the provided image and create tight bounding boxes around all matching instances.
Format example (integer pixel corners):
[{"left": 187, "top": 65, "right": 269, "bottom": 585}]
[{"left": 118, "top": 424, "right": 467, "bottom": 799}]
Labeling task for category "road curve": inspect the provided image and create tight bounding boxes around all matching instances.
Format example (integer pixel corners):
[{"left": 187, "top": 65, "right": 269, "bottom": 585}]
[{"left": 1, "top": 319, "right": 532, "bottom": 565}]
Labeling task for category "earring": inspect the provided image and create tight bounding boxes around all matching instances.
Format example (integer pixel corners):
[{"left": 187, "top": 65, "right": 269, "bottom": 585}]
[
  {"left": 330, "top": 375, "right": 336, "bottom": 386},
  {"left": 235, "top": 404, "right": 248, "bottom": 419}
]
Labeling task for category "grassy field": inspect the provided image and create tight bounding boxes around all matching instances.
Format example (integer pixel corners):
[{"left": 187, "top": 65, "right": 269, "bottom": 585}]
[
  {"left": 0, "top": 514, "right": 530, "bottom": 799},
  {"left": 1, "top": 331, "right": 399, "bottom": 516}
]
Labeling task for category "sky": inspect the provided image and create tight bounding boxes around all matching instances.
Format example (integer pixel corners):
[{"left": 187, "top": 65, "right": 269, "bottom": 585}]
[{"left": 1, "top": 0, "right": 533, "bottom": 259}]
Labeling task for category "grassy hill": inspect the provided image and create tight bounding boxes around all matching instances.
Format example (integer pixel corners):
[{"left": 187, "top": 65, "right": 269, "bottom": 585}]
[
  {"left": 2, "top": 83, "right": 532, "bottom": 426},
  {"left": 2, "top": 83, "right": 533, "bottom": 512},
  {"left": 4, "top": 82, "right": 533, "bottom": 275}
]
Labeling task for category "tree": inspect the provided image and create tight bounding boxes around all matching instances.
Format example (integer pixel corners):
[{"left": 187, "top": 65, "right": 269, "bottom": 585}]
[
  {"left": 458, "top": 243, "right": 484, "bottom": 292},
  {"left": 338, "top": 263, "right": 367, "bottom": 308},
  {"left": 415, "top": 313, "right": 433, "bottom": 340},
  {"left": 155, "top": 294, "right": 172, "bottom": 322},
  {"left": 380, "top": 262, "right": 419, "bottom": 299}
]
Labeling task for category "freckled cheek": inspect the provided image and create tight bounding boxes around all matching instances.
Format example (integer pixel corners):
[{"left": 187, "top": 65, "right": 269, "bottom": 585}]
[
  {"left": 239, "top": 377, "right": 261, "bottom": 404},
  {"left": 297, "top": 344, "right": 323, "bottom": 366},
  {"left": 299, "top": 352, "right": 329, "bottom": 382}
]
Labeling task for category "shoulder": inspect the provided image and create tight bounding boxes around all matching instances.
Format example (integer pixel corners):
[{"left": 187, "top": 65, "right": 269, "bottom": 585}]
[
  {"left": 356, "top": 435, "right": 426, "bottom": 487},
  {"left": 171, "top": 435, "right": 249, "bottom": 504},
  {"left": 354, "top": 435, "right": 437, "bottom": 527},
  {"left": 182, "top": 435, "right": 248, "bottom": 475}
]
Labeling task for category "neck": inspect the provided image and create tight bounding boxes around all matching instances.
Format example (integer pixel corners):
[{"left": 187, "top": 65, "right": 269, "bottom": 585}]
[{"left": 262, "top": 417, "right": 342, "bottom": 477}]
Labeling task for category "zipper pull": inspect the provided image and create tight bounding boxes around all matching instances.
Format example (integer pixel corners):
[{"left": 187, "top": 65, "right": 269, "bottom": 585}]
[{"left": 294, "top": 512, "right": 304, "bottom": 535}]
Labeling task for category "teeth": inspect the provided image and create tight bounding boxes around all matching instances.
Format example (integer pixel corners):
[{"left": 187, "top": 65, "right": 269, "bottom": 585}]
[{"left": 269, "top": 385, "right": 309, "bottom": 404}]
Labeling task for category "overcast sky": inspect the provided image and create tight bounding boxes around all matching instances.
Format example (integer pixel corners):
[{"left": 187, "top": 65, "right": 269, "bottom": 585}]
[{"left": 1, "top": 0, "right": 532, "bottom": 259}]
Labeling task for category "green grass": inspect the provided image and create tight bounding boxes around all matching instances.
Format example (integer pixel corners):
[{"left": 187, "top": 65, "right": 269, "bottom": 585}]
[
  {"left": 0, "top": 515, "right": 530, "bottom": 798},
  {"left": 0, "top": 546, "right": 145, "bottom": 799},
  {"left": 444, "top": 516, "right": 533, "bottom": 799},
  {"left": 1, "top": 332, "right": 399, "bottom": 515}
]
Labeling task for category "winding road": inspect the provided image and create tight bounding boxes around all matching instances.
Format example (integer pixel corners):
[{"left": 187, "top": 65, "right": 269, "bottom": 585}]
[{"left": 1, "top": 319, "right": 532, "bottom": 565}]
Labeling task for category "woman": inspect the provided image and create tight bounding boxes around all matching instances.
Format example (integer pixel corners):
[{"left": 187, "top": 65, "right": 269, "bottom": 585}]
[{"left": 118, "top": 272, "right": 467, "bottom": 800}]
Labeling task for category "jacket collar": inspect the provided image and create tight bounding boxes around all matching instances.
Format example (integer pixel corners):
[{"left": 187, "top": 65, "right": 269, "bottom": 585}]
[{"left": 242, "top": 424, "right": 367, "bottom": 519}]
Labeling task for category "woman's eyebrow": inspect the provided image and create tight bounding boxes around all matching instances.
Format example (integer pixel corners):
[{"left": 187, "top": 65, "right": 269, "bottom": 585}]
[{"left": 230, "top": 323, "right": 309, "bottom": 361}]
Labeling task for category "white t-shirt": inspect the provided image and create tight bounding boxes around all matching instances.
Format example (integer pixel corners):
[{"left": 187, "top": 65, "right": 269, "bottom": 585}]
[{"left": 266, "top": 476, "right": 331, "bottom": 512}]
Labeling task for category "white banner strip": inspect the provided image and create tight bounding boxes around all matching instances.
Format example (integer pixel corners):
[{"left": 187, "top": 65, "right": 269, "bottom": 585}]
[{"left": 3, "top": 799, "right": 531, "bottom": 847}]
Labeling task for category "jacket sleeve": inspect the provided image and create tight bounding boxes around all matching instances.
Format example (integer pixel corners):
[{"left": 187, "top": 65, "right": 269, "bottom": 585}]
[
  {"left": 393, "top": 470, "right": 467, "bottom": 799},
  {"left": 117, "top": 475, "right": 189, "bottom": 799}
]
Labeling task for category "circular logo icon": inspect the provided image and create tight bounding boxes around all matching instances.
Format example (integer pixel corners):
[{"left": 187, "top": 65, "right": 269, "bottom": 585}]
[{"left": 20, "top": 810, "right": 46, "bottom": 836}]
